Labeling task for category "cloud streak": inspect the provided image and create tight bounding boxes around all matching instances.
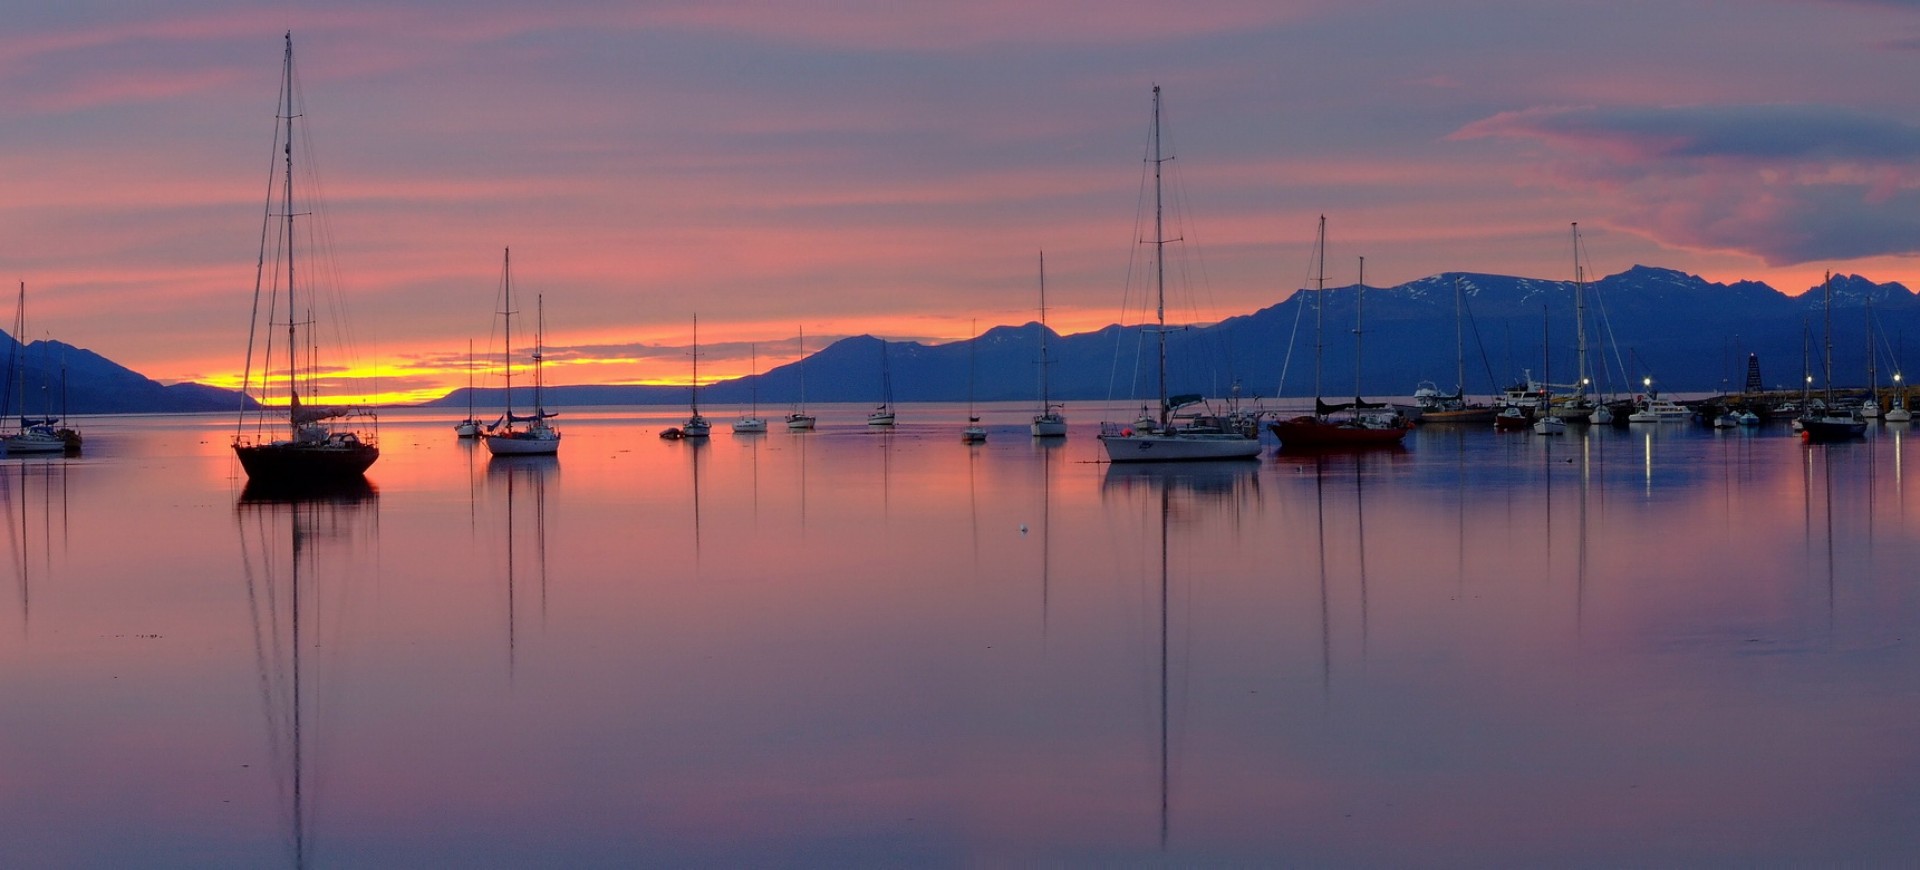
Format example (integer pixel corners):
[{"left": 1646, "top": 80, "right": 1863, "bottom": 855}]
[{"left": 1456, "top": 104, "right": 1920, "bottom": 265}]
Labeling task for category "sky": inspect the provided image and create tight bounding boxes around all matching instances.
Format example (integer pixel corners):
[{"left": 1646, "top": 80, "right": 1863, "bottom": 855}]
[{"left": 7, "top": 0, "right": 1920, "bottom": 403}]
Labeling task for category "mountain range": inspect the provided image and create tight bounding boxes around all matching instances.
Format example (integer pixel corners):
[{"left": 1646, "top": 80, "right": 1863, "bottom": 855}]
[
  {"left": 15, "top": 265, "right": 1913, "bottom": 415},
  {"left": 426, "top": 265, "right": 1919, "bottom": 411}
]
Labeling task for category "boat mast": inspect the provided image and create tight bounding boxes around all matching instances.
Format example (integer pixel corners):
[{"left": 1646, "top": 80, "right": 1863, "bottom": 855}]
[
  {"left": 1573, "top": 223, "right": 1589, "bottom": 401},
  {"left": 501, "top": 248, "right": 514, "bottom": 423},
  {"left": 797, "top": 326, "right": 807, "bottom": 412},
  {"left": 1038, "top": 250, "right": 1050, "bottom": 414},
  {"left": 1453, "top": 275, "right": 1465, "bottom": 396},
  {"left": 1314, "top": 215, "right": 1326, "bottom": 403},
  {"left": 690, "top": 313, "right": 700, "bottom": 416},
  {"left": 1354, "top": 256, "right": 1365, "bottom": 403},
  {"left": 534, "top": 293, "right": 546, "bottom": 417},
  {"left": 1824, "top": 272, "right": 1835, "bottom": 407},
  {"left": 1150, "top": 85, "right": 1170, "bottom": 427},
  {"left": 280, "top": 33, "right": 298, "bottom": 439}
]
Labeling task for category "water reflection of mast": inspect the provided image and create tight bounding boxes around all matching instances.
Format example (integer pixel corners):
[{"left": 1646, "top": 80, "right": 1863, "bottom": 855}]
[
  {"left": 494, "top": 458, "right": 555, "bottom": 677},
  {"left": 1314, "top": 456, "right": 1331, "bottom": 703},
  {"left": 1157, "top": 483, "right": 1170, "bottom": 851},
  {"left": 237, "top": 485, "right": 378, "bottom": 869}
]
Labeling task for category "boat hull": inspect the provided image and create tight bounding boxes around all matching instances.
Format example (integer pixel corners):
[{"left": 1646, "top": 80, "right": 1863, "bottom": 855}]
[
  {"left": 1268, "top": 415, "right": 1412, "bottom": 449},
  {"left": 6, "top": 433, "right": 70, "bottom": 455},
  {"left": 234, "top": 440, "right": 379, "bottom": 482},
  {"left": 1418, "top": 406, "right": 1496, "bottom": 424},
  {"left": 867, "top": 413, "right": 896, "bottom": 427},
  {"left": 453, "top": 420, "right": 482, "bottom": 438},
  {"left": 785, "top": 414, "right": 816, "bottom": 431},
  {"left": 1801, "top": 417, "right": 1867, "bottom": 442},
  {"left": 485, "top": 432, "right": 561, "bottom": 456},
  {"left": 1100, "top": 431, "right": 1262, "bottom": 462},
  {"left": 1030, "top": 414, "right": 1068, "bottom": 437}
]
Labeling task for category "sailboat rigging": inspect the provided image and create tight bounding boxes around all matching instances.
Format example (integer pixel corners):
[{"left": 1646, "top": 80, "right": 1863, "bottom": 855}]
[
  {"left": 454, "top": 339, "right": 481, "bottom": 438},
  {"left": 232, "top": 34, "right": 379, "bottom": 484},
  {"left": 1268, "top": 221, "right": 1413, "bottom": 450},
  {"left": 1799, "top": 272, "right": 1867, "bottom": 441},
  {"left": 785, "top": 327, "right": 817, "bottom": 431},
  {"left": 2, "top": 282, "right": 76, "bottom": 455},
  {"left": 963, "top": 319, "right": 986, "bottom": 443},
  {"left": 732, "top": 342, "right": 768, "bottom": 433},
  {"left": 1097, "top": 86, "right": 1261, "bottom": 463},
  {"left": 483, "top": 249, "right": 562, "bottom": 456},
  {"left": 682, "top": 315, "right": 711, "bottom": 438},
  {"left": 867, "top": 340, "right": 897, "bottom": 427},
  {"left": 1031, "top": 251, "right": 1068, "bottom": 437}
]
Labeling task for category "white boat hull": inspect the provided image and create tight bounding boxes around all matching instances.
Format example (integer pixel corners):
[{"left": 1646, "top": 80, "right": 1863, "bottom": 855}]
[
  {"left": 785, "top": 414, "right": 816, "bottom": 431},
  {"left": 1100, "top": 431, "right": 1261, "bottom": 463},
  {"left": 1030, "top": 414, "right": 1068, "bottom": 437},
  {"left": 731, "top": 417, "right": 767, "bottom": 433},
  {"left": 486, "top": 432, "right": 562, "bottom": 456},
  {"left": 453, "top": 420, "right": 482, "bottom": 438},
  {"left": 867, "top": 413, "right": 896, "bottom": 427}
]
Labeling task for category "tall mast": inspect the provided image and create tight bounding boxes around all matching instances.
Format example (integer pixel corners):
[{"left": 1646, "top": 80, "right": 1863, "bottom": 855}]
[
  {"left": 281, "top": 32, "right": 298, "bottom": 437},
  {"left": 1038, "top": 250, "right": 1050, "bottom": 412},
  {"left": 1824, "top": 272, "right": 1835, "bottom": 405},
  {"left": 1572, "top": 223, "right": 1589, "bottom": 399},
  {"left": 501, "top": 248, "right": 514, "bottom": 421},
  {"left": 534, "top": 293, "right": 545, "bottom": 415},
  {"left": 1354, "top": 256, "right": 1365, "bottom": 402},
  {"left": 690, "top": 313, "right": 700, "bottom": 415},
  {"left": 797, "top": 326, "right": 807, "bottom": 410},
  {"left": 1453, "top": 276, "right": 1465, "bottom": 395},
  {"left": 1150, "top": 85, "right": 1169, "bottom": 427},
  {"left": 1314, "top": 215, "right": 1326, "bottom": 401}
]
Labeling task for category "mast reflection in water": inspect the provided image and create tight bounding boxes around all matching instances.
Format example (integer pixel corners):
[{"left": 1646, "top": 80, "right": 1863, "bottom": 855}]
[{"left": 236, "top": 482, "right": 378, "bottom": 869}]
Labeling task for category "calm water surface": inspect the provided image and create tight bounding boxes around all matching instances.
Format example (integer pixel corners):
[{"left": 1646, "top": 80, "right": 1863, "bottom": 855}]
[{"left": 5, "top": 404, "right": 1920, "bottom": 866}]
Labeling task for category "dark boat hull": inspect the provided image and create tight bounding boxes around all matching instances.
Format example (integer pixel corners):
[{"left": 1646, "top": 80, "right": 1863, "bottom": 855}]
[
  {"left": 1268, "top": 416, "right": 1412, "bottom": 449},
  {"left": 1800, "top": 418, "right": 1867, "bottom": 442},
  {"left": 234, "top": 441, "right": 379, "bottom": 482}
]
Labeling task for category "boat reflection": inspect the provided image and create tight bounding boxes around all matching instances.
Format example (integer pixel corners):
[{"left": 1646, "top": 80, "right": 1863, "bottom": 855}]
[
  {"left": 1100, "top": 459, "right": 1258, "bottom": 499},
  {"left": 235, "top": 482, "right": 378, "bottom": 869},
  {"left": 3, "top": 458, "right": 74, "bottom": 635},
  {"left": 487, "top": 454, "right": 554, "bottom": 676}
]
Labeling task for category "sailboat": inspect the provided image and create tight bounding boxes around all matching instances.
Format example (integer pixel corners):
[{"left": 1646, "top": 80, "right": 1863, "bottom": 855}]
[
  {"left": 682, "top": 315, "right": 711, "bottom": 438},
  {"left": 1546, "top": 223, "right": 1597, "bottom": 423},
  {"left": 1862, "top": 298, "right": 1882, "bottom": 419},
  {"left": 732, "top": 343, "right": 768, "bottom": 433},
  {"left": 867, "top": 340, "right": 897, "bottom": 427},
  {"left": 1532, "top": 305, "right": 1568, "bottom": 434},
  {"left": 1413, "top": 276, "right": 1496, "bottom": 424},
  {"left": 785, "top": 327, "right": 817, "bottom": 431},
  {"left": 484, "top": 250, "right": 562, "bottom": 456},
  {"left": 2, "top": 282, "right": 72, "bottom": 455},
  {"left": 231, "top": 34, "right": 380, "bottom": 484},
  {"left": 1030, "top": 251, "right": 1068, "bottom": 437},
  {"left": 963, "top": 320, "right": 986, "bottom": 443},
  {"left": 1098, "top": 86, "right": 1262, "bottom": 463},
  {"left": 454, "top": 339, "right": 483, "bottom": 438},
  {"left": 1800, "top": 272, "right": 1868, "bottom": 442},
  {"left": 1269, "top": 228, "right": 1413, "bottom": 449}
]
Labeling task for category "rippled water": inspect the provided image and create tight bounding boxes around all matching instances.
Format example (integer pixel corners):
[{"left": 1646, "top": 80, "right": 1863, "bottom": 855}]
[{"left": 5, "top": 405, "right": 1920, "bottom": 866}]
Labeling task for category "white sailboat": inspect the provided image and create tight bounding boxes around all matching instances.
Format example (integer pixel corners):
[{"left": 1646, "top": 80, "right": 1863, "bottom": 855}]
[
  {"left": 454, "top": 339, "right": 482, "bottom": 438},
  {"left": 1098, "top": 86, "right": 1262, "bottom": 463},
  {"left": 867, "top": 340, "right": 897, "bottom": 427},
  {"left": 732, "top": 343, "right": 768, "bottom": 433},
  {"left": 1030, "top": 251, "right": 1068, "bottom": 437},
  {"left": 484, "top": 250, "right": 562, "bottom": 456},
  {"left": 2, "top": 282, "right": 72, "bottom": 455},
  {"left": 682, "top": 315, "right": 711, "bottom": 438},
  {"left": 785, "top": 326, "right": 817, "bottom": 431},
  {"left": 963, "top": 319, "right": 986, "bottom": 443},
  {"left": 231, "top": 34, "right": 379, "bottom": 483}
]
